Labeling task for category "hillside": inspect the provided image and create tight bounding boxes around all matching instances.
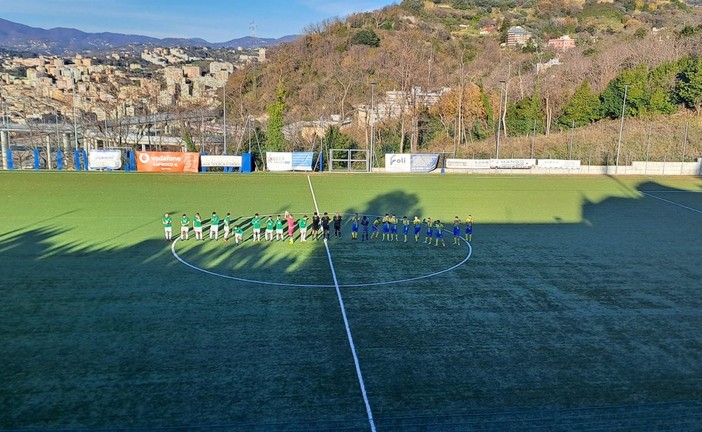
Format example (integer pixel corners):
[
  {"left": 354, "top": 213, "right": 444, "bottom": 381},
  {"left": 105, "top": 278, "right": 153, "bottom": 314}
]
[{"left": 224, "top": 0, "right": 702, "bottom": 162}]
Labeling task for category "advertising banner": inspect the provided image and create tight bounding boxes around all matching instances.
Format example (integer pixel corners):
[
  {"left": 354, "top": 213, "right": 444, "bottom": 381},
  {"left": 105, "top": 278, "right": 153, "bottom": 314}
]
[
  {"left": 201, "top": 155, "right": 243, "bottom": 168},
  {"left": 536, "top": 159, "right": 581, "bottom": 169},
  {"left": 88, "top": 150, "right": 122, "bottom": 170},
  {"left": 385, "top": 153, "right": 411, "bottom": 172},
  {"left": 446, "top": 158, "right": 492, "bottom": 169},
  {"left": 266, "top": 152, "right": 293, "bottom": 171},
  {"left": 410, "top": 154, "right": 439, "bottom": 173},
  {"left": 136, "top": 151, "right": 199, "bottom": 173},
  {"left": 491, "top": 158, "right": 536, "bottom": 169},
  {"left": 266, "top": 152, "right": 314, "bottom": 171},
  {"left": 291, "top": 152, "right": 314, "bottom": 171}
]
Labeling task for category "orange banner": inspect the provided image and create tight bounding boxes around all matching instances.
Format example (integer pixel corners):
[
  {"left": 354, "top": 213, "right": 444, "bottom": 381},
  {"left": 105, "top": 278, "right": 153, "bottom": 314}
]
[{"left": 136, "top": 152, "right": 200, "bottom": 173}]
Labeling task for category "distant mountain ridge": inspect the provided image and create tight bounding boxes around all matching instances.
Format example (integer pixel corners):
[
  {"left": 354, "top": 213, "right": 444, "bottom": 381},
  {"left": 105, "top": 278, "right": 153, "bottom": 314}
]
[{"left": 0, "top": 18, "right": 298, "bottom": 55}]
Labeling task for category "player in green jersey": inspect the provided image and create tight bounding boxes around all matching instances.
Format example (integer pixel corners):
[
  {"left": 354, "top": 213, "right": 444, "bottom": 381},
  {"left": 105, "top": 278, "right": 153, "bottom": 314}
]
[
  {"left": 209, "top": 211, "right": 220, "bottom": 240},
  {"left": 222, "top": 212, "right": 232, "bottom": 242},
  {"left": 180, "top": 213, "right": 190, "bottom": 240},
  {"left": 251, "top": 213, "right": 262, "bottom": 241},
  {"left": 275, "top": 215, "right": 284, "bottom": 241},
  {"left": 193, "top": 212, "right": 203, "bottom": 240},
  {"left": 233, "top": 225, "right": 244, "bottom": 244},
  {"left": 162, "top": 213, "right": 172, "bottom": 241},
  {"left": 299, "top": 215, "right": 309, "bottom": 242},
  {"left": 265, "top": 216, "right": 275, "bottom": 241}
]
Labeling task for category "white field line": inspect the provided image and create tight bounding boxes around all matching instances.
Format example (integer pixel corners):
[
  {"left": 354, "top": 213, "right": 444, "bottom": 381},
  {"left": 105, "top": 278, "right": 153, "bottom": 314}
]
[
  {"left": 307, "top": 176, "right": 377, "bottom": 432},
  {"left": 642, "top": 192, "right": 702, "bottom": 215}
]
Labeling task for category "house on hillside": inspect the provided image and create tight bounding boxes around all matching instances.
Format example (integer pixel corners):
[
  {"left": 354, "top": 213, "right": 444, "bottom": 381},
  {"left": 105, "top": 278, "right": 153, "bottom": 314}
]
[
  {"left": 548, "top": 35, "right": 576, "bottom": 52},
  {"left": 507, "top": 26, "right": 532, "bottom": 47}
]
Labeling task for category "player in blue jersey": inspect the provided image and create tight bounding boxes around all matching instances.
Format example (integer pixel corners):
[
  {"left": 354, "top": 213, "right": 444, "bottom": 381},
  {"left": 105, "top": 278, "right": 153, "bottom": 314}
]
[
  {"left": 465, "top": 214, "right": 473, "bottom": 242},
  {"left": 452, "top": 216, "right": 461, "bottom": 245},
  {"left": 423, "top": 217, "right": 433, "bottom": 244},
  {"left": 350, "top": 213, "right": 360, "bottom": 240},
  {"left": 413, "top": 216, "right": 422, "bottom": 243},
  {"left": 372, "top": 217, "right": 381, "bottom": 239},
  {"left": 389, "top": 213, "right": 399, "bottom": 241},
  {"left": 402, "top": 216, "right": 410, "bottom": 242},
  {"left": 381, "top": 213, "right": 390, "bottom": 241},
  {"left": 361, "top": 215, "right": 370, "bottom": 241},
  {"left": 434, "top": 219, "right": 446, "bottom": 247}
]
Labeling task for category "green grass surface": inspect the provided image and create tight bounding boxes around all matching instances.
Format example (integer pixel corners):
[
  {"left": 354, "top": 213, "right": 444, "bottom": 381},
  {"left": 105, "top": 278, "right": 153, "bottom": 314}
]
[{"left": 1, "top": 172, "right": 701, "bottom": 431}]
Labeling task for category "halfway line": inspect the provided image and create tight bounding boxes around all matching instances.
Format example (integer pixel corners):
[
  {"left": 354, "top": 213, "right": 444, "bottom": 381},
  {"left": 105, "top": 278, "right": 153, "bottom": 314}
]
[{"left": 307, "top": 176, "right": 377, "bottom": 432}]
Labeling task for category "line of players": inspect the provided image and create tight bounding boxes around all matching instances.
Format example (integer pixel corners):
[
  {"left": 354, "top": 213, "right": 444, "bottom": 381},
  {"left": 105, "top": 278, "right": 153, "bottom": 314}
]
[{"left": 162, "top": 211, "right": 473, "bottom": 246}]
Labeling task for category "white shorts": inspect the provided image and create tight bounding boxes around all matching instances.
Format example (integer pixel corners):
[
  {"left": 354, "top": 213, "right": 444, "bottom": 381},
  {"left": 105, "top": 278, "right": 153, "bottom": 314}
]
[
  {"left": 194, "top": 227, "right": 202, "bottom": 233},
  {"left": 300, "top": 228, "right": 307, "bottom": 233},
  {"left": 164, "top": 226, "right": 172, "bottom": 233},
  {"left": 276, "top": 228, "right": 283, "bottom": 234},
  {"left": 253, "top": 228, "right": 261, "bottom": 233},
  {"left": 181, "top": 226, "right": 188, "bottom": 232}
]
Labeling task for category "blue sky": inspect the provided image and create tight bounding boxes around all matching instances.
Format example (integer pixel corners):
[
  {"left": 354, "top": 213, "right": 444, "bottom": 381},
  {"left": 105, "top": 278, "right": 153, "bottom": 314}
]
[{"left": 0, "top": 0, "right": 394, "bottom": 42}]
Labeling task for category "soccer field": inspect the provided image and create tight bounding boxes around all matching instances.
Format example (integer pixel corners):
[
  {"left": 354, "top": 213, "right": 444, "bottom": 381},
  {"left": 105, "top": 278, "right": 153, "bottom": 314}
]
[{"left": 1, "top": 172, "right": 701, "bottom": 431}]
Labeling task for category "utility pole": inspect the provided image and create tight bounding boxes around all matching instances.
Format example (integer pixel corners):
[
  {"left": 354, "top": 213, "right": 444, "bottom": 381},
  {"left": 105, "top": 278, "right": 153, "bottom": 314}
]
[
  {"left": 496, "top": 80, "right": 506, "bottom": 159},
  {"left": 369, "top": 81, "right": 377, "bottom": 172},
  {"left": 615, "top": 83, "right": 630, "bottom": 175},
  {"left": 223, "top": 81, "right": 227, "bottom": 155}
]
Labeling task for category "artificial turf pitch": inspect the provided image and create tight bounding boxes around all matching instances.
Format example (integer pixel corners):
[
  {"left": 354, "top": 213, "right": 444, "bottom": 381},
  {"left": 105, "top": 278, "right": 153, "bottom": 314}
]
[{"left": 1, "top": 171, "right": 701, "bottom": 431}]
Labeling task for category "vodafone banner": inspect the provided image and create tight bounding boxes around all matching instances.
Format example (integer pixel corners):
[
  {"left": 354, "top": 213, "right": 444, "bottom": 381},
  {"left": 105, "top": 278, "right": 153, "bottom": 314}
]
[{"left": 136, "top": 151, "right": 200, "bottom": 173}]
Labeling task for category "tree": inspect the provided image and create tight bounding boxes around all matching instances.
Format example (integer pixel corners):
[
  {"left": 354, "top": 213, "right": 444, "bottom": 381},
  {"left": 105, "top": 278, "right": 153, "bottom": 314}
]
[
  {"left": 558, "top": 81, "right": 601, "bottom": 127},
  {"left": 266, "top": 82, "right": 287, "bottom": 152},
  {"left": 676, "top": 56, "right": 702, "bottom": 113},
  {"left": 505, "top": 92, "right": 544, "bottom": 136},
  {"left": 350, "top": 29, "right": 381, "bottom": 48}
]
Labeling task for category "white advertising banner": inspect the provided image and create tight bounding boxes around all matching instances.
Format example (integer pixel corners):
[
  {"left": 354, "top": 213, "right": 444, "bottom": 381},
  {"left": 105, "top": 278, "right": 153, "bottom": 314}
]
[
  {"left": 446, "top": 158, "right": 492, "bottom": 169},
  {"left": 491, "top": 158, "right": 536, "bottom": 169},
  {"left": 385, "top": 154, "right": 411, "bottom": 172},
  {"left": 410, "top": 154, "right": 439, "bottom": 173},
  {"left": 536, "top": 159, "right": 581, "bottom": 169},
  {"left": 266, "top": 152, "right": 293, "bottom": 171},
  {"left": 88, "top": 150, "right": 122, "bottom": 170},
  {"left": 201, "top": 155, "right": 243, "bottom": 167}
]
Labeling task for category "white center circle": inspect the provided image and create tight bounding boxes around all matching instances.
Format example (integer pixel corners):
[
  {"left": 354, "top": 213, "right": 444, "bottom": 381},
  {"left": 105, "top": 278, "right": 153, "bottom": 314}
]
[{"left": 171, "top": 213, "right": 473, "bottom": 288}]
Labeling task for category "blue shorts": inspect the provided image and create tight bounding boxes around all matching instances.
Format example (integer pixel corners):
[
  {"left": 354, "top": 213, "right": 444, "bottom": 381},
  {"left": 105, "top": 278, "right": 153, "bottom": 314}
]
[
  {"left": 391, "top": 226, "right": 397, "bottom": 234},
  {"left": 383, "top": 225, "right": 390, "bottom": 233},
  {"left": 352, "top": 223, "right": 358, "bottom": 232},
  {"left": 426, "top": 229, "right": 433, "bottom": 237},
  {"left": 453, "top": 227, "right": 460, "bottom": 236},
  {"left": 372, "top": 226, "right": 378, "bottom": 233},
  {"left": 465, "top": 226, "right": 473, "bottom": 234},
  {"left": 403, "top": 226, "right": 409, "bottom": 235},
  {"left": 414, "top": 226, "right": 421, "bottom": 235},
  {"left": 436, "top": 231, "right": 443, "bottom": 238}
]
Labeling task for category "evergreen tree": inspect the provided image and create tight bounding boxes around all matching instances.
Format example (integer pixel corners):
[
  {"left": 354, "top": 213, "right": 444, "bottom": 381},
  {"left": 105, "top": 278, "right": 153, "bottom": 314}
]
[
  {"left": 558, "top": 81, "right": 601, "bottom": 128},
  {"left": 505, "top": 92, "right": 544, "bottom": 136},
  {"left": 266, "top": 82, "right": 286, "bottom": 152},
  {"left": 676, "top": 56, "right": 702, "bottom": 113}
]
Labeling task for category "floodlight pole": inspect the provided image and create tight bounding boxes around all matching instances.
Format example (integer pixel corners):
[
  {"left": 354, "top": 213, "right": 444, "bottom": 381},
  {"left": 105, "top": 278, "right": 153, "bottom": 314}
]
[
  {"left": 496, "top": 80, "right": 506, "bottom": 159},
  {"left": 73, "top": 79, "right": 79, "bottom": 151},
  {"left": 615, "top": 83, "right": 630, "bottom": 175},
  {"left": 223, "top": 81, "right": 227, "bottom": 155}
]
